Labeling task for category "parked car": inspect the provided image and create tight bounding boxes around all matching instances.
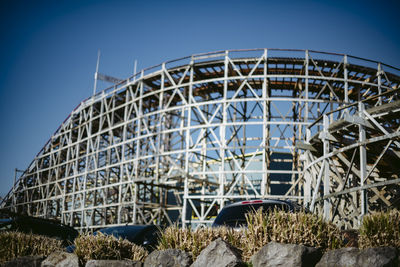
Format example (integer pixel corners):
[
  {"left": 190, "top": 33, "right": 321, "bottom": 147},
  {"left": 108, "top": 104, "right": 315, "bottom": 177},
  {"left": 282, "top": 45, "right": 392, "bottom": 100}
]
[
  {"left": 66, "top": 224, "right": 161, "bottom": 252},
  {"left": 212, "top": 199, "right": 303, "bottom": 228},
  {"left": 0, "top": 210, "right": 78, "bottom": 246},
  {"left": 97, "top": 225, "right": 161, "bottom": 250}
]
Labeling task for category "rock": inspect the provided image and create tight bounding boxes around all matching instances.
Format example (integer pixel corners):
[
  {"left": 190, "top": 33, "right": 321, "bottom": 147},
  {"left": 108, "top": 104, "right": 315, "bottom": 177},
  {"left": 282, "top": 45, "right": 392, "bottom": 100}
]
[
  {"left": 316, "top": 247, "right": 360, "bottom": 267},
  {"left": 41, "top": 252, "right": 79, "bottom": 267},
  {"left": 251, "top": 242, "right": 322, "bottom": 267},
  {"left": 1, "top": 255, "right": 45, "bottom": 267},
  {"left": 85, "top": 259, "right": 142, "bottom": 267},
  {"left": 144, "top": 249, "right": 191, "bottom": 267},
  {"left": 191, "top": 238, "right": 243, "bottom": 267},
  {"left": 316, "top": 247, "right": 399, "bottom": 267},
  {"left": 357, "top": 247, "right": 398, "bottom": 267}
]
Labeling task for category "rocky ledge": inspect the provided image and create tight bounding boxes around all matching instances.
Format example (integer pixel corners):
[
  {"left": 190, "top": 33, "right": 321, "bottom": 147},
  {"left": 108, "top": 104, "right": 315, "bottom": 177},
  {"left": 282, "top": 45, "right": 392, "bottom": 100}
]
[{"left": 2, "top": 239, "right": 399, "bottom": 267}]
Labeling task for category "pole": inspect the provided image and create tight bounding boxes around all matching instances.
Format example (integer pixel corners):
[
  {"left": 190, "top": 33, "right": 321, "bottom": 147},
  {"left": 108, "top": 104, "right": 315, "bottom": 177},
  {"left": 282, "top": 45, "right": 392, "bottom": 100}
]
[{"left": 93, "top": 49, "right": 101, "bottom": 95}]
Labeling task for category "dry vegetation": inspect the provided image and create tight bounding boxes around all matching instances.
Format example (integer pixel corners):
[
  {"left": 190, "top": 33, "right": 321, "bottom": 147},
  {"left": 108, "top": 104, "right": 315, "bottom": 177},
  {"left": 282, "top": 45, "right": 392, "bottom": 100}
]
[
  {"left": 244, "top": 209, "right": 343, "bottom": 257},
  {"left": 1, "top": 209, "right": 399, "bottom": 264},
  {"left": 74, "top": 232, "right": 148, "bottom": 266},
  {"left": 158, "top": 209, "right": 343, "bottom": 262},
  {"left": 0, "top": 231, "right": 63, "bottom": 263},
  {"left": 157, "top": 225, "right": 243, "bottom": 260},
  {"left": 359, "top": 209, "right": 400, "bottom": 249}
]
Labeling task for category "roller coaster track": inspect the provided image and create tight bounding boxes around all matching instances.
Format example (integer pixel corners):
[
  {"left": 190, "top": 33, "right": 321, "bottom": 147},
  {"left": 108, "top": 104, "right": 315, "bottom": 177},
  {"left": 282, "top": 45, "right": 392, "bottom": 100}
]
[{"left": 1, "top": 49, "right": 400, "bottom": 230}]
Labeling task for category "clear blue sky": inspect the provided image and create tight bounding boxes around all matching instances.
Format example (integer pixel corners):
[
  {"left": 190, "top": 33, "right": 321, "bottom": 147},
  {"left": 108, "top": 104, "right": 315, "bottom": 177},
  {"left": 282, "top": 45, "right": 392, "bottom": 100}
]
[{"left": 0, "top": 0, "right": 399, "bottom": 198}]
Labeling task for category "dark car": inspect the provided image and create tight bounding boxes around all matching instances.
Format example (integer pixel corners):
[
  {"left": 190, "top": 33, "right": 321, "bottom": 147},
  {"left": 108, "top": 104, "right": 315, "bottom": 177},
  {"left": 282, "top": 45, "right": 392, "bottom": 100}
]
[
  {"left": 66, "top": 224, "right": 161, "bottom": 252},
  {"left": 0, "top": 212, "right": 78, "bottom": 246},
  {"left": 98, "top": 225, "right": 161, "bottom": 250},
  {"left": 212, "top": 199, "right": 303, "bottom": 228}
]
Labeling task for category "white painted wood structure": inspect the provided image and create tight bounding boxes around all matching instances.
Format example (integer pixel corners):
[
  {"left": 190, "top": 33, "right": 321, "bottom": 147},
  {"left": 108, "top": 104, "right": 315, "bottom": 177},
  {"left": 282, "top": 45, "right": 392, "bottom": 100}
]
[{"left": 1, "top": 49, "right": 400, "bottom": 230}]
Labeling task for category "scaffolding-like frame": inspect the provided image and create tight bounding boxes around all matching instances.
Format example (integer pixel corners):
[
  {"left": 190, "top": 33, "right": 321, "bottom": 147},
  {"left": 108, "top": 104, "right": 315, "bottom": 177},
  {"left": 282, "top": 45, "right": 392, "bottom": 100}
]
[{"left": 1, "top": 49, "right": 400, "bottom": 230}]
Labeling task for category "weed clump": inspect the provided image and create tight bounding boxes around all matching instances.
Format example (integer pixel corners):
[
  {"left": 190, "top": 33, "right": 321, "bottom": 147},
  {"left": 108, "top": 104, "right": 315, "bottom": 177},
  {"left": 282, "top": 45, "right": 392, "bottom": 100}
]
[
  {"left": 157, "top": 226, "right": 242, "bottom": 260},
  {"left": 158, "top": 209, "right": 343, "bottom": 262},
  {"left": 359, "top": 209, "right": 400, "bottom": 249},
  {"left": 74, "top": 232, "right": 148, "bottom": 266},
  {"left": 0, "top": 231, "right": 63, "bottom": 263},
  {"left": 244, "top": 209, "right": 343, "bottom": 259}
]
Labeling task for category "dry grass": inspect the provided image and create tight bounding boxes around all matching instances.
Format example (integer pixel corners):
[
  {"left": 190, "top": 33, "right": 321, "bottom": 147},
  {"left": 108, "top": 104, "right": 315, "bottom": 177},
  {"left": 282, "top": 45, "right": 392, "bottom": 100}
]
[
  {"left": 157, "top": 226, "right": 243, "bottom": 260},
  {"left": 0, "top": 231, "right": 63, "bottom": 263},
  {"left": 158, "top": 209, "right": 343, "bottom": 262},
  {"left": 359, "top": 209, "right": 400, "bottom": 249},
  {"left": 74, "top": 233, "right": 148, "bottom": 266},
  {"left": 243, "top": 209, "right": 342, "bottom": 258}
]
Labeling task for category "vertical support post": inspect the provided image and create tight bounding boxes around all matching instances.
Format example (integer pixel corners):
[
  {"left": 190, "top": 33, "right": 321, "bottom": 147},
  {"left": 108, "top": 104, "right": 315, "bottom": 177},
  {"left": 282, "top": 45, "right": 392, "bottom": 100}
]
[
  {"left": 261, "top": 49, "right": 268, "bottom": 197},
  {"left": 82, "top": 103, "right": 94, "bottom": 229},
  {"left": 179, "top": 72, "right": 186, "bottom": 222},
  {"left": 118, "top": 87, "right": 129, "bottom": 225},
  {"left": 12, "top": 169, "right": 18, "bottom": 213},
  {"left": 344, "top": 55, "right": 349, "bottom": 105},
  {"left": 133, "top": 70, "right": 144, "bottom": 224},
  {"left": 64, "top": 132, "right": 72, "bottom": 226},
  {"left": 61, "top": 157, "right": 67, "bottom": 224},
  {"left": 75, "top": 112, "right": 86, "bottom": 229},
  {"left": 305, "top": 50, "right": 309, "bottom": 123},
  {"left": 200, "top": 96, "right": 208, "bottom": 221},
  {"left": 304, "top": 50, "right": 310, "bottom": 206},
  {"left": 88, "top": 104, "right": 95, "bottom": 226},
  {"left": 156, "top": 64, "right": 166, "bottom": 223},
  {"left": 182, "top": 59, "right": 193, "bottom": 228},
  {"left": 359, "top": 102, "right": 368, "bottom": 222},
  {"left": 323, "top": 115, "right": 331, "bottom": 220},
  {"left": 377, "top": 63, "right": 382, "bottom": 106},
  {"left": 133, "top": 60, "right": 137, "bottom": 81},
  {"left": 71, "top": 162, "right": 77, "bottom": 227},
  {"left": 219, "top": 51, "right": 229, "bottom": 209},
  {"left": 100, "top": 93, "right": 107, "bottom": 226},
  {"left": 304, "top": 129, "right": 312, "bottom": 206},
  {"left": 201, "top": 129, "right": 206, "bottom": 220},
  {"left": 157, "top": 64, "right": 165, "bottom": 179}
]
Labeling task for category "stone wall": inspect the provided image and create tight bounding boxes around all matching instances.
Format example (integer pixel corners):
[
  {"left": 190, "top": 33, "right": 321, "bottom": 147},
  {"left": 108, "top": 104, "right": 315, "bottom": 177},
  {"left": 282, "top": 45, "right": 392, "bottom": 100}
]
[{"left": 2, "top": 239, "right": 398, "bottom": 267}]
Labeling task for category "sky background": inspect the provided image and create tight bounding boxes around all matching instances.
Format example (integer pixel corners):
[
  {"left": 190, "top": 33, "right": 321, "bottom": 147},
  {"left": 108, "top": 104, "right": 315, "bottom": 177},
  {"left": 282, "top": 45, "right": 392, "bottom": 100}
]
[{"left": 0, "top": 0, "right": 399, "bottom": 199}]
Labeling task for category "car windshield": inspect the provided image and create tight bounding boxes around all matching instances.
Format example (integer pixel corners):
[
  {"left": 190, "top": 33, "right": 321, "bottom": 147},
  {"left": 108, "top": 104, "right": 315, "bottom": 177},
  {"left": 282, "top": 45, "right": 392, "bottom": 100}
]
[
  {"left": 213, "top": 203, "right": 289, "bottom": 227},
  {"left": 0, "top": 219, "right": 11, "bottom": 225},
  {"left": 0, "top": 219, "right": 12, "bottom": 230}
]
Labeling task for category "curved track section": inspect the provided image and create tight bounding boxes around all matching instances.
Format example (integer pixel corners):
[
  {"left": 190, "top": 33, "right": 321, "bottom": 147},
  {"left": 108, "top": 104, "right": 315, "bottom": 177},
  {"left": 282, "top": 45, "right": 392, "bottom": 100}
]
[{"left": 2, "top": 49, "right": 400, "bottom": 229}]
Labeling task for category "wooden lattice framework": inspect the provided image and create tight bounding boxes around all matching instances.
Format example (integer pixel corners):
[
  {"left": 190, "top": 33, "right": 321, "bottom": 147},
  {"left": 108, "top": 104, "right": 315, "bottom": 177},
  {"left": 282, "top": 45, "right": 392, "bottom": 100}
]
[{"left": 1, "top": 49, "right": 400, "bottom": 230}]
